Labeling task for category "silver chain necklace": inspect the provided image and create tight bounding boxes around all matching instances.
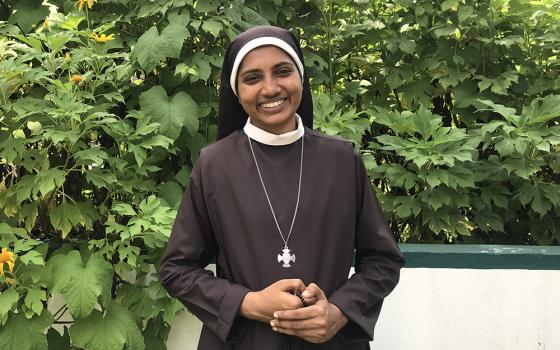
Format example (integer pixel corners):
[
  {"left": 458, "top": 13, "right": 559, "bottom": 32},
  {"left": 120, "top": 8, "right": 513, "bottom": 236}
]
[{"left": 247, "top": 134, "right": 304, "bottom": 268}]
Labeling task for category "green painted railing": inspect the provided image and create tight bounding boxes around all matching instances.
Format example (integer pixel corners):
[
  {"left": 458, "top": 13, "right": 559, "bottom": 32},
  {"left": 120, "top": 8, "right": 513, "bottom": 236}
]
[{"left": 399, "top": 244, "right": 560, "bottom": 270}]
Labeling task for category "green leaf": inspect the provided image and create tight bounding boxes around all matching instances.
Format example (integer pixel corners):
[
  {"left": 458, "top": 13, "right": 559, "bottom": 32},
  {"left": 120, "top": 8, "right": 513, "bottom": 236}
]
[
  {"left": 0, "top": 312, "right": 52, "bottom": 350},
  {"left": 477, "top": 100, "right": 519, "bottom": 125},
  {"left": 73, "top": 148, "right": 108, "bottom": 166},
  {"left": 480, "top": 184, "right": 510, "bottom": 209},
  {"left": 490, "top": 71, "right": 518, "bottom": 96},
  {"left": 441, "top": 0, "right": 459, "bottom": 11},
  {"left": 139, "top": 86, "right": 199, "bottom": 139},
  {"left": 502, "top": 157, "right": 543, "bottom": 179},
  {"left": 128, "top": 144, "right": 147, "bottom": 168},
  {"left": 20, "top": 250, "right": 45, "bottom": 266},
  {"left": 433, "top": 25, "right": 458, "bottom": 38},
  {"left": 386, "top": 165, "right": 418, "bottom": 190},
  {"left": 241, "top": 7, "right": 270, "bottom": 26},
  {"left": 27, "top": 121, "right": 42, "bottom": 135},
  {"left": 195, "top": 0, "right": 220, "bottom": 12},
  {"left": 47, "top": 251, "right": 113, "bottom": 319},
  {"left": 7, "top": 0, "right": 49, "bottom": 33},
  {"left": 158, "top": 181, "right": 184, "bottom": 208},
  {"left": 191, "top": 53, "right": 212, "bottom": 81},
  {"left": 138, "top": 135, "right": 174, "bottom": 150},
  {"left": 117, "top": 285, "right": 158, "bottom": 320},
  {"left": 476, "top": 76, "right": 492, "bottom": 92},
  {"left": 112, "top": 203, "right": 137, "bottom": 216},
  {"left": 85, "top": 170, "right": 118, "bottom": 187},
  {"left": 521, "top": 95, "right": 560, "bottom": 126},
  {"left": 518, "top": 184, "right": 551, "bottom": 216},
  {"left": 494, "top": 137, "right": 516, "bottom": 157},
  {"left": 0, "top": 223, "right": 30, "bottom": 240},
  {"left": 445, "top": 166, "right": 475, "bottom": 189},
  {"left": 24, "top": 288, "right": 47, "bottom": 316},
  {"left": 201, "top": 19, "right": 223, "bottom": 38},
  {"left": 420, "top": 168, "right": 448, "bottom": 188},
  {"left": 393, "top": 196, "right": 421, "bottom": 218},
  {"left": 59, "top": 14, "right": 85, "bottom": 30},
  {"left": 143, "top": 318, "right": 168, "bottom": 350},
  {"left": 131, "top": 22, "right": 189, "bottom": 72},
  {"left": 70, "top": 302, "right": 145, "bottom": 350},
  {"left": 175, "top": 165, "right": 191, "bottom": 186},
  {"left": 399, "top": 40, "right": 416, "bottom": 54},
  {"left": 0, "top": 288, "right": 19, "bottom": 325},
  {"left": 457, "top": 5, "right": 474, "bottom": 22},
  {"left": 35, "top": 169, "right": 67, "bottom": 197},
  {"left": 49, "top": 200, "right": 81, "bottom": 239},
  {"left": 473, "top": 210, "right": 504, "bottom": 232},
  {"left": 420, "top": 188, "right": 453, "bottom": 210}
]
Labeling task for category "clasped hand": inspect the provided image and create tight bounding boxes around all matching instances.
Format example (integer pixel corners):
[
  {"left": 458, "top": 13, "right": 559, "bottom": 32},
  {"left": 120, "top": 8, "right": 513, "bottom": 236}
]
[{"left": 239, "top": 279, "right": 348, "bottom": 343}]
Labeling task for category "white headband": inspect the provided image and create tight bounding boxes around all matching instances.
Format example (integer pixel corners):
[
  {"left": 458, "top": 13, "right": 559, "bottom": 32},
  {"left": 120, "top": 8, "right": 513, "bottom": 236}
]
[{"left": 229, "top": 36, "right": 304, "bottom": 96}]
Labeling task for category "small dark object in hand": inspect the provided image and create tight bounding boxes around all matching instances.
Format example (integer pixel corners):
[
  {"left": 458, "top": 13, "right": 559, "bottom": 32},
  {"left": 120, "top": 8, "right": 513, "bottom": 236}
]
[{"left": 292, "top": 289, "right": 308, "bottom": 307}]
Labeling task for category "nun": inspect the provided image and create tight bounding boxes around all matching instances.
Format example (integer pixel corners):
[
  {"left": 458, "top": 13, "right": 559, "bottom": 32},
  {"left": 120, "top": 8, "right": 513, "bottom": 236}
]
[{"left": 158, "top": 25, "right": 405, "bottom": 350}]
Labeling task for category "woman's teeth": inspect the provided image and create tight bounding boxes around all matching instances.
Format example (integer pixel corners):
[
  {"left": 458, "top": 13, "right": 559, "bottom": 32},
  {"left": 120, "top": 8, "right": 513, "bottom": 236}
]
[{"left": 261, "top": 99, "right": 285, "bottom": 108}]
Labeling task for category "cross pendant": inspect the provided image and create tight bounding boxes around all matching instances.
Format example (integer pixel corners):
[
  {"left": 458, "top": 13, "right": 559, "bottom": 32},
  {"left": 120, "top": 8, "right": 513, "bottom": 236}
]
[{"left": 277, "top": 248, "right": 296, "bottom": 268}]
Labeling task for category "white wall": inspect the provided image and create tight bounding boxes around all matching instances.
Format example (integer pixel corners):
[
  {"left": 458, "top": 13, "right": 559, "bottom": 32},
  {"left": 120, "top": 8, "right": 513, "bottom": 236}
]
[{"left": 167, "top": 268, "right": 560, "bottom": 350}]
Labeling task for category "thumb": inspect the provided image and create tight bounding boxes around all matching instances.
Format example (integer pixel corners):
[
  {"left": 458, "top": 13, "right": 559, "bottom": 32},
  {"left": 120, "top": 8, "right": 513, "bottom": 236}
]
[
  {"left": 304, "top": 283, "right": 326, "bottom": 301},
  {"left": 274, "top": 279, "right": 305, "bottom": 292}
]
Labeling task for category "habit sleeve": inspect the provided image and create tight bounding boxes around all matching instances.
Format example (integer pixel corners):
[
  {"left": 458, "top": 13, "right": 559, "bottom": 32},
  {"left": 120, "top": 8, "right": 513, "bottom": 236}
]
[
  {"left": 158, "top": 159, "right": 251, "bottom": 343},
  {"left": 328, "top": 151, "right": 405, "bottom": 342}
]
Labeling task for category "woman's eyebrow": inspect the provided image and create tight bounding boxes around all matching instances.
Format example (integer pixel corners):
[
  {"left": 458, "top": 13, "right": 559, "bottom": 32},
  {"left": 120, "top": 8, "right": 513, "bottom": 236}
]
[
  {"left": 240, "top": 61, "right": 295, "bottom": 76},
  {"left": 273, "top": 61, "right": 296, "bottom": 69}
]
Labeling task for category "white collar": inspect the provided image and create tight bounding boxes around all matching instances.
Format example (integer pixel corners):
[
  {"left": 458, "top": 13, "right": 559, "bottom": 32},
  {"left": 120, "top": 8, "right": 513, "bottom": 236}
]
[{"left": 243, "top": 114, "right": 304, "bottom": 146}]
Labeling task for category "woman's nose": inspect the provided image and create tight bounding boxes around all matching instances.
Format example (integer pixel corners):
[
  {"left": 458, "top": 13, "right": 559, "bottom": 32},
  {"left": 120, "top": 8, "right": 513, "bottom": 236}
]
[{"left": 261, "top": 76, "right": 281, "bottom": 96}]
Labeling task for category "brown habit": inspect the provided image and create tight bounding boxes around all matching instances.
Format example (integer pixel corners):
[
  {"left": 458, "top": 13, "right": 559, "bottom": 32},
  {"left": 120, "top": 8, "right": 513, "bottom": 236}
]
[{"left": 159, "top": 128, "right": 405, "bottom": 349}]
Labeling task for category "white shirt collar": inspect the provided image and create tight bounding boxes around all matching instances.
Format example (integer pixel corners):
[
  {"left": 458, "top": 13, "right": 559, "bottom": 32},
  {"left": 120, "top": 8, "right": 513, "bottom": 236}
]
[{"left": 243, "top": 114, "right": 304, "bottom": 146}]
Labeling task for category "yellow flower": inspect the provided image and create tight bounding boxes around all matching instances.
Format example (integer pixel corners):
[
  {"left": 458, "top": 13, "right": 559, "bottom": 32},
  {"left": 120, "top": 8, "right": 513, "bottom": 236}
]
[
  {"left": 65, "top": 52, "right": 72, "bottom": 63},
  {"left": 90, "top": 33, "right": 115, "bottom": 44},
  {"left": 0, "top": 247, "right": 15, "bottom": 276},
  {"left": 71, "top": 74, "right": 83, "bottom": 84},
  {"left": 43, "top": 19, "right": 49, "bottom": 29},
  {"left": 75, "top": 0, "right": 96, "bottom": 11}
]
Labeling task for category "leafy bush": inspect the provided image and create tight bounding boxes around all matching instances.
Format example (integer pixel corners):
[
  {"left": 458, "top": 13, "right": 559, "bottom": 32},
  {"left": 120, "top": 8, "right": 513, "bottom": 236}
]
[{"left": 0, "top": 0, "right": 558, "bottom": 349}]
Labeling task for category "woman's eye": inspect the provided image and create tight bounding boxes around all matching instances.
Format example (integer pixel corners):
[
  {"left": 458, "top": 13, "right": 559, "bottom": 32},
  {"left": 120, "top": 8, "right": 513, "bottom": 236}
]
[
  {"left": 242, "top": 74, "right": 261, "bottom": 83},
  {"left": 277, "top": 68, "right": 293, "bottom": 76}
]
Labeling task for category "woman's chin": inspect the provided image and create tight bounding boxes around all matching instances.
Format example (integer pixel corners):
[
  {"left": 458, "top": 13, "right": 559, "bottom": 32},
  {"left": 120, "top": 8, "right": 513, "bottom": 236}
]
[{"left": 251, "top": 113, "right": 297, "bottom": 134}]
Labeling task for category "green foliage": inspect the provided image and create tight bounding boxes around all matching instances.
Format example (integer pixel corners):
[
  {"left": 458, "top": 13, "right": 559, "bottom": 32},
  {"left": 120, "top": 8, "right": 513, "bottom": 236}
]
[
  {"left": 139, "top": 86, "right": 199, "bottom": 139},
  {"left": 131, "top": 16, "right": 190, "bottom": 72},
  {"left": 0, "top": 0, "right": 558, "bottom": 348},
  {"left": 46, "top": 251, "right": 112, "bottom": 318},
  {"left": 0, "top": 311, "right": 53, "bottom": 350},
  {"left": 70, "top": 302, "right": 144, "bottom": 350}
]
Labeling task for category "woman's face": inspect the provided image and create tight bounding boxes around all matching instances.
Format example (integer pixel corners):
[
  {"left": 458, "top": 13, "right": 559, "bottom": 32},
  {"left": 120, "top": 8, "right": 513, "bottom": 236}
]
[{"left": 237, "top": 45, "right": 303, "bottom": 135}]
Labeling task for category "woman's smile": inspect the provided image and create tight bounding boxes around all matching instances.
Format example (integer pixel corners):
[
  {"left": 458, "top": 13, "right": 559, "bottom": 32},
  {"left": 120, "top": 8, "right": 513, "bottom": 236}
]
[{"left": 259, "top": 97, "right": 288, "bottom": 110}]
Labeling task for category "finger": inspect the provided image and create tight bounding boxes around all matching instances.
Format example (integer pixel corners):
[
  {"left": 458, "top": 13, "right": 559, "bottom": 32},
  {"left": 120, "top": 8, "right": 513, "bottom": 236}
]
[
  {"left": 271, "top": 318, "right": 323, "bottom": 331},
  {"left": 305, "top": 283, "right": 326, "bottom": 301},
  {"left": 302, "top": 294, "right": 317, "bottom": 306},
  {"left": 272, "top": 325, "right": 323, "bottom": 343},
  {"left": 274, "top": 279, "right": 305, "bottom": 292},
  {"left": 274, "top": 303, "right": 321, "bottom": 320},
  {"left": 281, "top": 293, "right": 308, "bottom": 310}
]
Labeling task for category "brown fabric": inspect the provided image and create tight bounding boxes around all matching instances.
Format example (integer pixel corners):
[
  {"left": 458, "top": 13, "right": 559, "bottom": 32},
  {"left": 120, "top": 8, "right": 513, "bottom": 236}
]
[{"left": 159, "top": 129, "right": 405, "bottom": 350}]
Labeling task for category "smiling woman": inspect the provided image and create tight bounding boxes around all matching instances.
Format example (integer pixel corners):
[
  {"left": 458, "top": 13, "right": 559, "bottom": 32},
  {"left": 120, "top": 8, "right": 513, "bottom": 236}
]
[
  {"left": 237, "top": 46, "right": 303, "bottom": 135},
  {"left": 158, "top": 25, "right": 405, "bottom": 350}
]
